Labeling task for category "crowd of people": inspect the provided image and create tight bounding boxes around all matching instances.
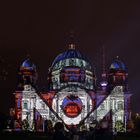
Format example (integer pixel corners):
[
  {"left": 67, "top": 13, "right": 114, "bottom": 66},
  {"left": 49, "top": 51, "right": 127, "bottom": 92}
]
[
  {"left": 0, "top": 114, "right": 139, "bottom": 140},
  {"left": 43, "top": 120, "right": 113, "bottom": 140},
  {"left": 0, "top": 116, "right": 113, "bottom": 140}
]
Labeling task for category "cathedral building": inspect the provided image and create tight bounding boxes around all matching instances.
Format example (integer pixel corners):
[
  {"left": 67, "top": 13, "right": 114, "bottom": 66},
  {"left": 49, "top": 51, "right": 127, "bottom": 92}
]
[{"left": 14, "top": 42, "right": 132, "bottom": 132}]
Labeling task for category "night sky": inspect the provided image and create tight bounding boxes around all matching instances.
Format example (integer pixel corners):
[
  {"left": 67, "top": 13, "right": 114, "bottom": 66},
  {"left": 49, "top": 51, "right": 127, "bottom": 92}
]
[{"left": 0, "top": 1, "right": 140, "bottom": 114}]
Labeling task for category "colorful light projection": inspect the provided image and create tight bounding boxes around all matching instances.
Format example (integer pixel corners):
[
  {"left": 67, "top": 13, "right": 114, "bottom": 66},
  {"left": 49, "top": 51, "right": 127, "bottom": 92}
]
[
  {"left": 60, "top": 66, "right": 85, "bottom": 82},
  {"left": 19, "top": 67, "right": 36, "bottom": 75},
  {"left": 62, "top": 95, "right": 83, "bottom": 118}
]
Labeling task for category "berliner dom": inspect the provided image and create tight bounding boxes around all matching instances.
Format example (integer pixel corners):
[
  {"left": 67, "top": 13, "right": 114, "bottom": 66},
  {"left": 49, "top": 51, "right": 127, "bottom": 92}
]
[{"left": 14, "top": 42, "right": 132, "bottom": 132}]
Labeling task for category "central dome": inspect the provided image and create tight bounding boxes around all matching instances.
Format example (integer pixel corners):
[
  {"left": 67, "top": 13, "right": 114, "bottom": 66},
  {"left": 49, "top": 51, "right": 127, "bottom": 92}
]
[
  {"left": 48, "top": 43, "right": 95, "bottom": 91},
  {"left": 52, "top": 44, "right": 88, "bottom": 66}
]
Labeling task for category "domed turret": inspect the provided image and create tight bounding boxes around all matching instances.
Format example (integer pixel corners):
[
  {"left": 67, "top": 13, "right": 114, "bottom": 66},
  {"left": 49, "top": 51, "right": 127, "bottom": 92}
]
[
  {"left": 108, "top": 56, "right": 128, "bottom": 90},
  {"left": 17, "top": 58, "right": 38, "bottom": 90},
  {"left": 21, "top": 58, "right": 35, "bottom": 68},
  {"left": 109, "top": 56, "right": 127, "bottom": 72}
]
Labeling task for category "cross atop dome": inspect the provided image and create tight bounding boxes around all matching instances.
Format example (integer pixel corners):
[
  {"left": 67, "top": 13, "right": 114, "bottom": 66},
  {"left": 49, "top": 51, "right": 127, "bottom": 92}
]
[
  {"left": 69, "top": 43, "right": 76, "bottom": 50},
  {"left": 116, "top": 55, "right": 119, "bottom": 59}
]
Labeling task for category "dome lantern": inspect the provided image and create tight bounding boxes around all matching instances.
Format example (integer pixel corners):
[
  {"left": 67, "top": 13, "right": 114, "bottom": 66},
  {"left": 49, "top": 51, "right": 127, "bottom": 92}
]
[{"left": 69, "top": 43, "right": 76, "bottom": 50}]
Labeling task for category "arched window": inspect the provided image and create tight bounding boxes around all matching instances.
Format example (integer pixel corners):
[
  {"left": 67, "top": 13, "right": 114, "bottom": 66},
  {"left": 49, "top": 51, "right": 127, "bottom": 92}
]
[
  {"left": 117, "top": 101, "right": 123, "bottom": 110},
  {"left": 24, "top": 102, "right": 28, "bottom": 109},
  {"left": 100, "top": 104, "right": 105, "bottom": 110}
]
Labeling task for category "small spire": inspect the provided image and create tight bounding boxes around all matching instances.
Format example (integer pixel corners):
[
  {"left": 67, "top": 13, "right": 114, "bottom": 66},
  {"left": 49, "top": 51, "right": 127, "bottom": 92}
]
[
  {"left": 69, "top": 30, "right": 75, "bottom": 43},
  {"left": 100, "top": 44, "right": 108, "bottom": 88},
  {"left": 68, "top": 30, "right": 76, "bottom": 49},
  {"left": 102, "top": 45, "right": 106, "bottom": 74},
  {"left": 26, "top": 54, "right": 31, "bottom": 60},
  {"left": 101, "top": 44, "right": 107, "bottom": 78}
]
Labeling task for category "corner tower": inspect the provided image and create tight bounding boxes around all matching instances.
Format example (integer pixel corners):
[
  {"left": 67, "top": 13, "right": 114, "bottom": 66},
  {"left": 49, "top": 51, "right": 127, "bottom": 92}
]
[
  {"left": 17, "top": 58, "right": 38, "bottom": 90},
  {"left": 108, "top": 56, "right": 128, "bottom": 91},
  {"left": 14, "top": 58, "right": 38, "bottom": 128},
  {"left": 106, "top": 57, "right": 131, "bottom": 132}
]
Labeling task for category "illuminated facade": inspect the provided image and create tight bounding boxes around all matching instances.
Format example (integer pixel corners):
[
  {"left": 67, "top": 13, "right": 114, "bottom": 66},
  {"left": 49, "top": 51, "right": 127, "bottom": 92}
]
[{"left": 14, "top": 43, "right": 132, "bottom": 132}]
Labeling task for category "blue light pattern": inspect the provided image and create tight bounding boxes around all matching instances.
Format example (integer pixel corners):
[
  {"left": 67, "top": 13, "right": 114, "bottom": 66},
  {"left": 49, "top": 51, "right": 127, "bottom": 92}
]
[
  {"left": 52, "top": 49, "right": 88, "bottom": 66},
  {"left": 21, "top": 58, "right": 36, "bottom": 68},
  {"left": 110, "top": 59, "right": 126, "bottom": 71}
]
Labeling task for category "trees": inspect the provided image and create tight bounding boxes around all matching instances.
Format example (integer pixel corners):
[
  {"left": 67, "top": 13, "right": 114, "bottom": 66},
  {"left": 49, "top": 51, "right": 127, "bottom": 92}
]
[
  {"left": 115, "top": 120, "right": 125, "bottom": 132},
  {"left": 21, "top": 119, "right": 29, "bottom": 131}
]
